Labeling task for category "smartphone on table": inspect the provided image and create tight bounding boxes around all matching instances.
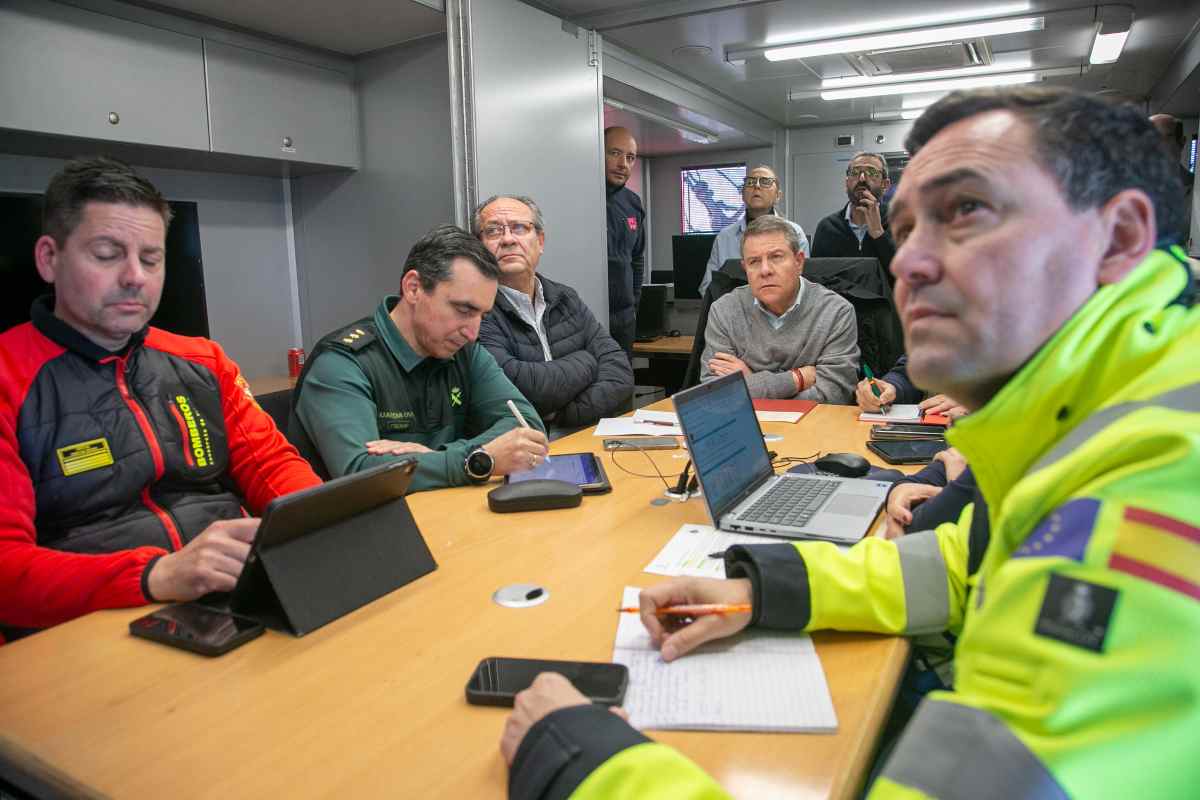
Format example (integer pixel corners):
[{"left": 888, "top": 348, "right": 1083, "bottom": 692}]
[
  {"left": 129, "top": 602, "right": 265, "bottom": 656},
  {"left": 465, "top": 656, "right": 629, "bottom": 707}
]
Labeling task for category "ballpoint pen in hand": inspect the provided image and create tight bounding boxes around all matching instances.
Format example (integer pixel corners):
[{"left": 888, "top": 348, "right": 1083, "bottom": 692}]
[
  {"left": 862, "top": 364, "right": 891, "bottom": 414},
  {"left": 617, "top": 603, "right": 752, "bottom": 618}
]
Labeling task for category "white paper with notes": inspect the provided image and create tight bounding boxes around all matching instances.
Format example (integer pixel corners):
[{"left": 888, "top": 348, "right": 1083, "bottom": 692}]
[{"left": 612, "top": 586, "right": 838, "bottom": 732}]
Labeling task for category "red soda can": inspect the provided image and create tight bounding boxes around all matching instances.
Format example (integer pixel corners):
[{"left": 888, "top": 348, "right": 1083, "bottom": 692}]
[{"left": 287, "top": 347, "right": 305, "bottom": 378}]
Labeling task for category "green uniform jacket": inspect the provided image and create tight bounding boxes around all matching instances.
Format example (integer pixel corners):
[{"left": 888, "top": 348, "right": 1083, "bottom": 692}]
[
  {"left": 292, "top": 296, "right": 543, "bottom": 492},
  {"left": 511, "top": 247, "right": 1200, "bottom": 799}
]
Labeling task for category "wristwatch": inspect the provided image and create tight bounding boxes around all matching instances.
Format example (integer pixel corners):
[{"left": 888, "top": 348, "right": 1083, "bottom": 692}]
[{"left": 464, "top": 447, "right": 494, "bottom": 484}]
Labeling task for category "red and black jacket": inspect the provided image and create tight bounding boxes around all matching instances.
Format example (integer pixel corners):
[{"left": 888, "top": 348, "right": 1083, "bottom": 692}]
[{"left": 0, "top": 297, "right": 321, "bottom": 640}]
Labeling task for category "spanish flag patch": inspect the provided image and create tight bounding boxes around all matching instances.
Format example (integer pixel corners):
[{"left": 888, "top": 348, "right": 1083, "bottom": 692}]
[{"left": 1109, "top": 506, "right": 1200, "bottom": 602}]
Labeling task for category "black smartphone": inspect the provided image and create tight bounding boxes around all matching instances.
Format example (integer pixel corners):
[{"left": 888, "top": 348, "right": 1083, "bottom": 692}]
[
  {"left": 603, "top": 436, "right": 679, "bottom": 451},
  {"left": 867, "top": 439, "right": 950, "bottom": 465},
  {"left": 870, "top": 423, "right": 946, "bottom": 439},
  {"left": 129, "top": 602, "right": 265, "bottom": 656},
  {"left": 465, "top": 657, "right": 629, "bottom": 707}
]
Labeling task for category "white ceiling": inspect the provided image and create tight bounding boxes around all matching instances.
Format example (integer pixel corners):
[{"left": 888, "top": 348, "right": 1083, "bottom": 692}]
[{"left": 139, "top": 0, "right": 1199, "bottom": 138}]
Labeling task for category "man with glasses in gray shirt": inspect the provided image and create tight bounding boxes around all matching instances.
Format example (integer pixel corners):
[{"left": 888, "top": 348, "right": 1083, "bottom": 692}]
[
  {"left": 699, "top": 164, "right": 809, "bottom": 299},
  {"left": 811, "top": 151, "right": 898, "bottom": 276},
  {"left": 476, "top": 195, "right": 633, "bottom": 436}
]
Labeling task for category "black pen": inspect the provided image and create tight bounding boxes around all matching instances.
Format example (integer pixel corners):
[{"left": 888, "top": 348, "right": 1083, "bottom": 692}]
[{"left": 708, "top": 552, "right": 726, "bottom": 560}]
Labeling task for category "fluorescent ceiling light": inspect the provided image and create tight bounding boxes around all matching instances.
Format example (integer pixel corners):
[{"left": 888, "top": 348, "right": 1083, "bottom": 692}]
[
  {"left": 901, "top": 109, "right": 925, "bottom": 120},
  {"left": 764, "top": 16, "right": 1044, "bottom": 62},
  {"left": 822, "top": 59, "right": 1032, "bottom": 89},
  {"left": 1089, "top": 29, "right": 1129, "bottom": 64},
  {"left": 820, "top": 71, "right": 1038, "bottom": 101},
  {"left": 603, "top": 98, "right": 720, "bottom": 145},
  {"left": 762, "top": 3, "right": 1031, "bottom": 47},
  {"left": 901, "top": 94, "right": 947, "bottom": 109}
]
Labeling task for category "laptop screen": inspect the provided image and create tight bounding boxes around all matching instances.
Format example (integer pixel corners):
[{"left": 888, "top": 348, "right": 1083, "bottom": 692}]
[{"left": 673, "top": 373, "right": 774, "bottom": 521}]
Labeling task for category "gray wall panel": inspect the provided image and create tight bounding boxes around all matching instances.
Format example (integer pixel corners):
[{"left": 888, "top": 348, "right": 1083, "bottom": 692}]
[
  {"left": 468, "top": 0, "right": 607, "bottom": 324},
  {"left": 0, "top": 152, "right": 294, "bottom": 380},
  {"left": 291, "top": 35, "right": 454, "bottom": 345}
]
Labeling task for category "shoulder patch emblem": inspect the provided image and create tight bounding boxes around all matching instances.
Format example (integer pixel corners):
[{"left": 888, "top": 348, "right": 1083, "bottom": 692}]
[
  {"left": 626, "top": 216, "right": 638, "bottom": 232},
  {"left": 1034, "top": 573, "right": 1117, "bottom": 653},
  {"left": 56, "top": 438, "right": 114, "bottom": 477},
  {"left": 1013, "top": 498, "right": 1099, "bottom": 562},
  {"left": 1109, "top": 506, "right": 1200, "bottom": 602}
]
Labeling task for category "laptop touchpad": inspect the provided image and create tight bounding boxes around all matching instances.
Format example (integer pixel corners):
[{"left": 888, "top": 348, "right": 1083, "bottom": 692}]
[{"left": 822, "top": 494, "right": 879, "bottom": 516}]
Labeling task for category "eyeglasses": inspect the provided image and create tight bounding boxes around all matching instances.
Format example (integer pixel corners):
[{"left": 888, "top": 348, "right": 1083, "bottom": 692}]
[
  {"left": 481, "top": 221, "right": 537, "bottom": 240},
  {"left": 743, "top": 176, "right": 778, "bottom": 189},
  {"left": 846, "top": 165, "right": 884, "bottom": 179}
]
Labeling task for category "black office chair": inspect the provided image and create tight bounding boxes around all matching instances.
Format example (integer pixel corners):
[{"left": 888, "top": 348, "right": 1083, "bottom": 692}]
[
  {"left": 256, "top": 389, "right": 293, "bottom": 435},
  {"left": 802, "top": 257, "right": 904, "bottom": 378},
  {"left": 682, "top": 259, "right": 747, "bottom": 390}
]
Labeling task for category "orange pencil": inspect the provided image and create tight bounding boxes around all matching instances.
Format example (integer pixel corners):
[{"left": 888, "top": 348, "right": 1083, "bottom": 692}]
[{"left": 617, "top": 603, "right": 752, "bottom": 617}]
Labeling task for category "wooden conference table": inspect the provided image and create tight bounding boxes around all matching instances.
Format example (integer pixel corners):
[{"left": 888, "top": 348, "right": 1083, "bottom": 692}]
[{"left": 0, "top": 404, "right": 911, "bottom": 800}]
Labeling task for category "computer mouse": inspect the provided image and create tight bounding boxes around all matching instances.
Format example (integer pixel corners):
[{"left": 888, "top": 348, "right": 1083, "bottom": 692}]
[{"left": 815, "top": 452, "right": 871, "bottom": 478}]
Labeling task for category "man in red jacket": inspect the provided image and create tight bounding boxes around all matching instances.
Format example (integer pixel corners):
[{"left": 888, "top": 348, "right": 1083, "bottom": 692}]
[{"left": 0, "top": 156, "right": 320, "bottom": 643}]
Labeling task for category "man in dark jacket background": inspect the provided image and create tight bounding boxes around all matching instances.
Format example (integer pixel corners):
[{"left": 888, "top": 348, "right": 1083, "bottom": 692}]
[
  {"left": 604, "top": 126, "right": 646, "bottom": 357},
  {"left": 811, "top": 151, "right": 897, "bottom": 276},
  {"left": 475, "top": 195, "right": 633, "bottom": 436}
]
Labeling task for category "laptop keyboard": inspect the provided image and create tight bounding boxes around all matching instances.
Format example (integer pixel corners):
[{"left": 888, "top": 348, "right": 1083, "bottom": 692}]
[{"left": 740, "top": 477, "right": 840, "bottom": 528}]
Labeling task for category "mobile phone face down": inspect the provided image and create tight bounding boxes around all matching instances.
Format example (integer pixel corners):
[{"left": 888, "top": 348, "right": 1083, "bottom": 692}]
[
  {"left": 867, "top": 439, "right": 949, "bottom": 465},
  {"left": 129, "top": 602, "right": 265, "bottom": 656},
  {"left": 877, "top": 423, "right": 946, "bottom": 435},
  {"left": 465, "top": 657, "right": 629, "bottom": 707},
  {"left": 603, "top": 436, "right": 679, "bottom": 450}
]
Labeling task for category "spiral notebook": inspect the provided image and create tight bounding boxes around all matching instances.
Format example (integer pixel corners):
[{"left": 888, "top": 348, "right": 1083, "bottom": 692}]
[{"left": 611, "top": 587, "right": 838, "bottom": 732}]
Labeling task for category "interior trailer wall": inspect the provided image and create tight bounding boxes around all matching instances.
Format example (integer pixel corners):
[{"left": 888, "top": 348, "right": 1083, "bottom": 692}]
[
  {"left": 787, "top": 121, "right": 914, "bottom": 237},
  {"left": 290, "top": 34, "right": 454, "bottom": 346},
  {"left": 0, "top": 152, "right": 295, "bottom": 379}
]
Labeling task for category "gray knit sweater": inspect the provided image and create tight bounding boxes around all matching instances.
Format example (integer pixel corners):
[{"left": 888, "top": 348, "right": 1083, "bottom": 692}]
[{"left": 700, "top": 280, "right": 859, "bottom": 403}]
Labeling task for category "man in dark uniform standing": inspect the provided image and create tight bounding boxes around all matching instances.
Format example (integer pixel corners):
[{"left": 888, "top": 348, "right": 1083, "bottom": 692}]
[{"left": 603, "top": 126, "right": 646, "bottom": 357}]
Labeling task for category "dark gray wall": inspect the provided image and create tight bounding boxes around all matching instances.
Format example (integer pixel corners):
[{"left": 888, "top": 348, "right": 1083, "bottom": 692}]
[
  {"left": 291, "top": 35, "right": 454, "bottom": 345},
  {"left": 0, "top": 152, "right": 294, "bottom": 379}
]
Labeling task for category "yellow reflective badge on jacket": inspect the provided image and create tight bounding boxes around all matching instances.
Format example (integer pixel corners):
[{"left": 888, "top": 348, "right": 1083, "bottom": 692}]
[{"left": 56, "top": 438, "right": 115, "bottom": 476}]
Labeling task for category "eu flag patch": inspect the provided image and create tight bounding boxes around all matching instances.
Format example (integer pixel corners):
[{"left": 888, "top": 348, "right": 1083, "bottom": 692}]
[{"left": 1013, "top": 498, "right": 1099, "bottom": 562}]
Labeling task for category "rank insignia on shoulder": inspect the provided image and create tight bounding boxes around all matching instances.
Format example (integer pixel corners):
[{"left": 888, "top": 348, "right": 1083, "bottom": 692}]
[
  {"left": 337, "top": 327, "right": 375, "bottom": 351},
  {"left": 1034, "top": 573, "right": 1118, "bottom": 653}
]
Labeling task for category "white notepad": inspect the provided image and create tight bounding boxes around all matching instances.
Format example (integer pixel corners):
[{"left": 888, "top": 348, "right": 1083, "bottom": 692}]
[
  {"left": 858, "top": 404, "right": 922, "bottom": 422},
  {"left": 612, "top": 587, "right": 838, "bottom": 732}
]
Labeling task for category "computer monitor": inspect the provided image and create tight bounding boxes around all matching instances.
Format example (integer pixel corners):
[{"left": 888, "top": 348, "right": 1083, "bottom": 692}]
[
  {"left": 635, "top": 284, "right": 668, "bottom": 341},
  {"left": 672, "top": 234, "right": 716, "bottom": 300},
  {"left": 0, "top": 192, "right": 209, "bottom": 337}
]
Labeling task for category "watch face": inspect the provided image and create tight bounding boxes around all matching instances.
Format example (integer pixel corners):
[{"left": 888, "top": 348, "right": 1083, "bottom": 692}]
[{"left": 466, "top": 449, "right": 493, "bottom": 480}]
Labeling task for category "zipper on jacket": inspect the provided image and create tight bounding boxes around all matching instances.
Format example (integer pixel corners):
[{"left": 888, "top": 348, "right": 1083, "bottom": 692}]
[{"left": 105, "top": 355, "right": 184, "bottom": 551}]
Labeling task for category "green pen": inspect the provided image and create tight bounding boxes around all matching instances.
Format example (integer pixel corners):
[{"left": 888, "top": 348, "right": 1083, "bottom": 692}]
[{"left": 862, "top": 364, "right": 891, "bottom": 414}]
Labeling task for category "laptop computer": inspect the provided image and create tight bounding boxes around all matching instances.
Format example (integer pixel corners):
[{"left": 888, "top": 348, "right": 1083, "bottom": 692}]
[
  {"left": 635, "top": 283, "right": 668, "bottom": 342},
  {"left": 673, "top": 373, "right": 890, "bottom": 544}
]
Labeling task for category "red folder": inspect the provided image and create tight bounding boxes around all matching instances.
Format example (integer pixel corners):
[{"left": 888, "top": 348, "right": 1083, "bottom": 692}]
[{"left": 752, "top": 399, "right": 818, "bottom": 415}]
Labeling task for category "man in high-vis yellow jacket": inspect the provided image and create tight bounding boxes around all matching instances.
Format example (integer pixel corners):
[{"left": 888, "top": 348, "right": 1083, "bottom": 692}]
[{"left": 499, "top": 87, "right": 1199, "bottom": 799}]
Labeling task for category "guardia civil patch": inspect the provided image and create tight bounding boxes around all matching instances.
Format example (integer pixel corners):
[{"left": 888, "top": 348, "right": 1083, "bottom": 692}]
[
  {"left": 56, "top": 438, "right": 115, "bottom": 476},
  {"left": 1034, "top": 573, "right": 1118, "bottom": 653}
]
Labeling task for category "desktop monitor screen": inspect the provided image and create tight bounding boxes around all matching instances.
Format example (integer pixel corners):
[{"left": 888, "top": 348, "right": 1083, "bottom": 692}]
[
  {"left": 0, "top": 193, "right": 209, "bottom": 338},
  {"left": 672, "top": 234, "right": 716, "bottom": 300},
  {"left": 635, "top": 284, "right": 668, "bottom": 340}
]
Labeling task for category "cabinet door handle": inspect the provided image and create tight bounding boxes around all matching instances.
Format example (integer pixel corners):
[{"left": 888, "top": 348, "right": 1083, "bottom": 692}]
[
  {"left": 281, "top": 136, "right": 294, "bottom": 149},
  {"left": 108, "top": 112, "right": 120, "bottom": 125}
]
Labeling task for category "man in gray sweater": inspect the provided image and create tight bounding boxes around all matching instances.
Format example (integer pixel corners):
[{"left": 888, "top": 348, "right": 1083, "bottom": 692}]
[{"left": 701, "top": 215, "right": 859, "bottom": 403}]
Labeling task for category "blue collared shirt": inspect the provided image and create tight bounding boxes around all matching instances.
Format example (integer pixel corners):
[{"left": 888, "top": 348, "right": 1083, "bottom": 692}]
[
  {"left": 497, "top": 279, "right": 551, "bottom": 361},
  {"left": 699, "top": 211, "right": 809, "bottom": 299}
]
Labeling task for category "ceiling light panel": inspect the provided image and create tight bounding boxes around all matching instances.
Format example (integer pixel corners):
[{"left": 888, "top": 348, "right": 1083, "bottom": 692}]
[
  {"left": 764, "top": 17, "right": 1044, "bottom": 62},
  {"left": 820, "top": 71, "right": 1039, "bottom": 101},
  {"left": 1089, "top": 30, "right": 1129, "bottom": 64},
  {"left": 821, "top": 58, "right": 1032, "bottom": 89}
]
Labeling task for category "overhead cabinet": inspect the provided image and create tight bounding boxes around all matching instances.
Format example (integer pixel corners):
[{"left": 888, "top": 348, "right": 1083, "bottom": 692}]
[
  {"left": 204, "top": 41, "right": 359, "bottom": 168},
  {"left": 0, "top": 0, "right": 210, "bottom": 151}
]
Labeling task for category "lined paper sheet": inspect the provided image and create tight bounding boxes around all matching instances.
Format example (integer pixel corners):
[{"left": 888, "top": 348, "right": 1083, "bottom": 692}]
[
  {"left": 613, "top": 587, "right": 838, "bottom": 732},
  {"left": 858, "top": 404, "right": 922, "bottom": 422}
]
